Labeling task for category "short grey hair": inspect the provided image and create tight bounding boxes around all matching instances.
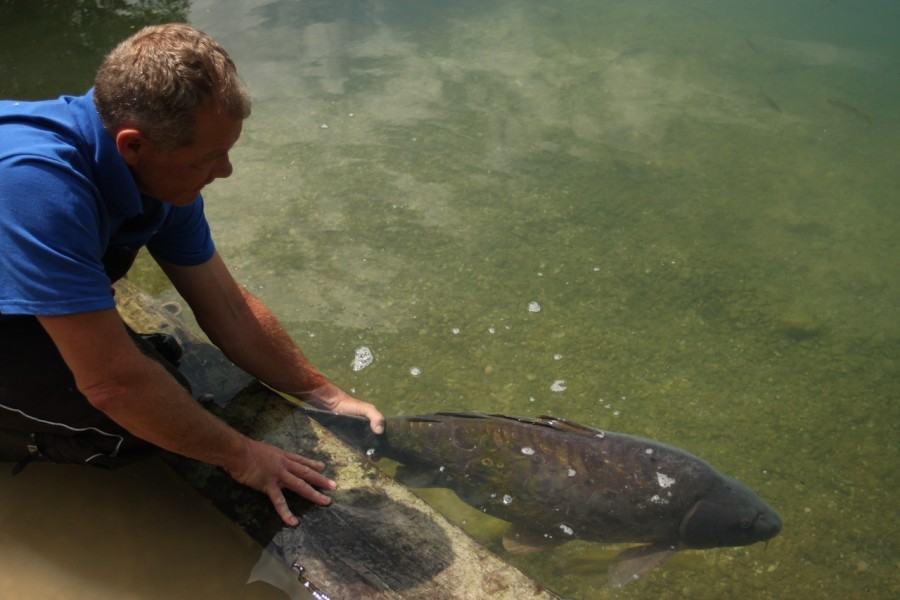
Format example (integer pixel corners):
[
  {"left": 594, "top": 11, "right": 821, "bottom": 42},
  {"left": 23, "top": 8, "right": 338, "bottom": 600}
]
[{"left": 94, "top": 23, "right": 251, "bottom": 151}]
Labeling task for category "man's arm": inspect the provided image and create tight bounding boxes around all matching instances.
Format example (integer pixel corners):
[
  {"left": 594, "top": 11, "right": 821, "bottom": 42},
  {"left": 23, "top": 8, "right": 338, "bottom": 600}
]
[
  {"left": 156, "top": 251, "right": 384, "bottom": 432},
  {"left": 38, "top": 308, "right": 337, "bottom": 525}
]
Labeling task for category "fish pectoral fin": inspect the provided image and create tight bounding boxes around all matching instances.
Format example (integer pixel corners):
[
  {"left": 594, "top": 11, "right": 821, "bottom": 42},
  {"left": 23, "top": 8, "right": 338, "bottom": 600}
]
[
  {"left": 502, "top": 526, "right": 566, "bottom": 554},
  {"left": 394, "top": 465, "right": 442, "bottom": 488},
  {"left": 607, "top": 543, "right": 676, "bottom": 588}
]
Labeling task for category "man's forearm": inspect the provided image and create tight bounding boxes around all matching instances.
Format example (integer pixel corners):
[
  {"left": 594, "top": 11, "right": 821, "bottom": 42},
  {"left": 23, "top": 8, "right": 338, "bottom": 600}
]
[
  {"left": 201, "top": 287, "right": 336, "bottom": 402},
  {"left": 200, "top": 287, "right": 385, "bottom": 434},
  {"left": 86, "top": 355, "right": 250, "bottom": 470}
]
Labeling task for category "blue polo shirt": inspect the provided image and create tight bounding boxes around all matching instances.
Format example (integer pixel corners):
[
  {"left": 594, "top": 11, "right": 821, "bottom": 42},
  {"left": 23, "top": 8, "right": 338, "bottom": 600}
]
[{"left": 0, "top": 90, "right": 216, "bottom": 319}]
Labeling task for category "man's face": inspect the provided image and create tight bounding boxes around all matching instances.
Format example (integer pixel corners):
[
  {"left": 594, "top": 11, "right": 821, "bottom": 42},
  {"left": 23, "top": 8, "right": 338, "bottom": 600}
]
[{"left": 127, "top": 105, "right": 243, "bottom": 206}]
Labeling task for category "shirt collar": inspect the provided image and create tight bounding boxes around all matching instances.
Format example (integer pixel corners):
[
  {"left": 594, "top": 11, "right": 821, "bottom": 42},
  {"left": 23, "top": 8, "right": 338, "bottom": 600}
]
[{"left": 70, "top": 88, "right": 144, "bottom": 217}]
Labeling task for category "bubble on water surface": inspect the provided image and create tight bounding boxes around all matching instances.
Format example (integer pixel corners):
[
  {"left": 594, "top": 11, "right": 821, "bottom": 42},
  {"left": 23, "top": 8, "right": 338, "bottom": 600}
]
[
  {"left": 351, "top": 346, "right": 373, "bottom": 371},
  {"left": 502, "top": 495, "right": 513, "bottom": 505},
  {"left": 521, "top": 447, "right": 536, "bottom": 456},
  {"left": 410, "top": 367, "right": 422, "bottom": 377},
  {"left": 527, "top": 301, "right": 541, "bottom": 313},
  {"left": 550, "top": 380, "right": 567, "bottom": 392}
]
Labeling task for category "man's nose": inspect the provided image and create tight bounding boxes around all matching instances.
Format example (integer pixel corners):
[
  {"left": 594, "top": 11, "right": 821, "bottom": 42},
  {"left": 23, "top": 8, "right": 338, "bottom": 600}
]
[{"left": 213, "top": 155, "right": 233, "bottom": 179}]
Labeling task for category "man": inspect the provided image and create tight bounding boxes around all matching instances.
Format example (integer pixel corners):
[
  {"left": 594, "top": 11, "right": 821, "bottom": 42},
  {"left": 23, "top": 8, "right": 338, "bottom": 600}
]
[{"left": 0, "top": 23, "right": 384, "bottom": 527}]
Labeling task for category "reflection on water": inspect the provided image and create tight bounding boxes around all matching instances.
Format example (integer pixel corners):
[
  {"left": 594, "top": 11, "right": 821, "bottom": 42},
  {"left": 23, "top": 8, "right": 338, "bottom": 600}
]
[
  {"left": 3, "top": 0, "right": 900, "bottom": 598},
  {"left": 0, "top": 0, "right": 190, "bottom": 99}
]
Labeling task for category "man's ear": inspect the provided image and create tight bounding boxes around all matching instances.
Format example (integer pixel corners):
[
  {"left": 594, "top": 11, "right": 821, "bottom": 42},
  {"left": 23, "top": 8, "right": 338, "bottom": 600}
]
[{"left": 115, "top": 128, "right": 147, "bottom": 166}]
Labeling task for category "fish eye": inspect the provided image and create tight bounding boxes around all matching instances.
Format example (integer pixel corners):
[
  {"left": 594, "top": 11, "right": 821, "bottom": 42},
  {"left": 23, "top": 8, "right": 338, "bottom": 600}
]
[{"left": 738, "top": 518, "right": 753, "bottom": 529}]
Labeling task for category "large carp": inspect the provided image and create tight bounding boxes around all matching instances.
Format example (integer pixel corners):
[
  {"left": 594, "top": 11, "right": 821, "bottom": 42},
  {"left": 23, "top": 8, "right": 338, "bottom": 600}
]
[{"left": 304, "top": 410, "right": 782, "bottom": 587}]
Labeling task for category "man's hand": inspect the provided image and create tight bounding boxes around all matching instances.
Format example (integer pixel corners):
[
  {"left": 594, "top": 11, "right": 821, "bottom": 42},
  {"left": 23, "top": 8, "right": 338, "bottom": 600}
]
[
  {"left": 227, "top": 387, "right": 383, "bottom": 526},
  {"left": 306, "top": 384, "right": 385, "bottom": 435},
  {"left": 226, "top": 437, "right": 337, "bottom": 526}
]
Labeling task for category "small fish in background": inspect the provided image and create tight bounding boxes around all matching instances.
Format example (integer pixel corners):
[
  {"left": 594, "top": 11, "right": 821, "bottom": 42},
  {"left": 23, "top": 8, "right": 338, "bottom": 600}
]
[
  {"left": 609, "top": 47, "right": 646, "bottom": 65},
  {"left": 745, "top": 38, "right": 759, "bottom": 54},
  {"left": 827, "top": 97, "right": 873, "bottom": 124},
  {"left": 758, "top": 88, "right": 782, "bottom": 113}
]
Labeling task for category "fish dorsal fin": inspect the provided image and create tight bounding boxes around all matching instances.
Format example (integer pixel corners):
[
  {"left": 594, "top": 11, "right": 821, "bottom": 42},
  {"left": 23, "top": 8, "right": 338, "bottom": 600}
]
[
  {"left": 534, "top": 415, "right": 605, "bottom": 437},
  {"left": 422, "top": 412, "right": 607, "bottom": 439},
  {"left": 607, "top": 543, "right": 677, "bottom": 588},
  {"left": 502, "top": 525, "right": 566, "bottom": 554}
]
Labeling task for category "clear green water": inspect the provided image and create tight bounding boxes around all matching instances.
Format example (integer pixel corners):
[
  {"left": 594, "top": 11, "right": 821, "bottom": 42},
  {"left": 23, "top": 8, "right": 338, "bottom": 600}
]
[{"left": 2, "top": 0, "right": 898, "bottom": 598}]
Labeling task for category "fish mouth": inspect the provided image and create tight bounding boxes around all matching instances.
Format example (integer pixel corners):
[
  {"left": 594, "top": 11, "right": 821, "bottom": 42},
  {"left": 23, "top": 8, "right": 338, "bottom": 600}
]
[
  {"left": 736, "top": 508, "right": 782, "bottom": 545},
  {"left": 755, "top": 509, "right": 783, "bottom": 540}
]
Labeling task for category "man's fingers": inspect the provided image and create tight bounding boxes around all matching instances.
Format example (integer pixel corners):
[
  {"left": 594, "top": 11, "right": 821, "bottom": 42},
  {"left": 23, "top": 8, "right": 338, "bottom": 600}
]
[
  {"left": 321, "top": 393, "right": 385, "bottom": 435},
  {"left": 357, "top": 403, "right": 385, "bottom": 434},
  {"left": 267, "top": 466, "right": 334, "bottom": 527},
  {"left": 230, "top": 439, "right": 343, "bottom": 526},
  {"left": 289, "top": 453, "right": 327, "bottom": 472},
  {"left": 268, "top": 489, "right": 299, "bottom": 527},
  {"left": 288, "top": 459, "right": 336, "bottom": 492},
  {"left": 370, "top": 414, "right": 385, "bottom": 435}
]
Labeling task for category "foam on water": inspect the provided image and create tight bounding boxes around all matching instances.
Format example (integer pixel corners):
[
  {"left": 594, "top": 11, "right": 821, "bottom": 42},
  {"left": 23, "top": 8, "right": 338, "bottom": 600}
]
[{"left": 351, "top": 346, "right": 374, "bottom": 372}]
